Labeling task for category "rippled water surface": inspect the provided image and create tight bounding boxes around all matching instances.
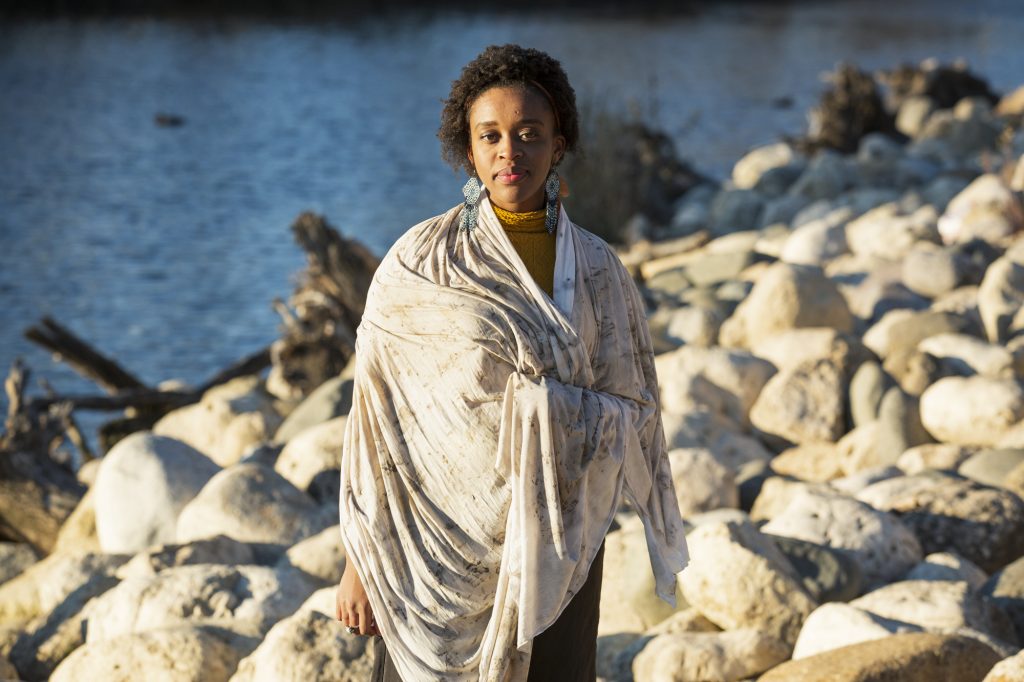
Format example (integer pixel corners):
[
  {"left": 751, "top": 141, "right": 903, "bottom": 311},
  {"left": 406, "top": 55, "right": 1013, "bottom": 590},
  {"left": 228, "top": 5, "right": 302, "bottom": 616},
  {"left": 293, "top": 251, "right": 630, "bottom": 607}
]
[{"left": 1, "top": 0, "right": 1023, "bottom": 440}]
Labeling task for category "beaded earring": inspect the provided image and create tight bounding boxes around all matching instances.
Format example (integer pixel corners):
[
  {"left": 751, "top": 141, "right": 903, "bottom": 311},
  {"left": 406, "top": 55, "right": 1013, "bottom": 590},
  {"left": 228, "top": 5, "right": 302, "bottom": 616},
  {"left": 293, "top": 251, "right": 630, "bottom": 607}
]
[
  {"left": 544, "top": 170, "right": 560, "bottom": 235},
  {"left": 459, "top": 175, "right": 482, "bottom": 232}
]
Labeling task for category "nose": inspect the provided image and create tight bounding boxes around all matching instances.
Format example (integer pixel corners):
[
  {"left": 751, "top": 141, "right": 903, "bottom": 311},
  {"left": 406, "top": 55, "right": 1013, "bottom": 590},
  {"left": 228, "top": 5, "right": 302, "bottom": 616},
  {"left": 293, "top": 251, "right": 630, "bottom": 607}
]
[{"left": 498, "top": 135, "right": 524, "bottom": 160}]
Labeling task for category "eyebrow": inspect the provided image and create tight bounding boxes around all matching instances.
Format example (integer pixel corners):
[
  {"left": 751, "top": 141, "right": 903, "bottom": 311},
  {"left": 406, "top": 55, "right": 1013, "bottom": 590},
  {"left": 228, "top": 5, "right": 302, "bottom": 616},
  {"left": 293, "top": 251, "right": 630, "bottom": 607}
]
[{"left": 474, "top": 118, "right": 547, "bottom": 129}]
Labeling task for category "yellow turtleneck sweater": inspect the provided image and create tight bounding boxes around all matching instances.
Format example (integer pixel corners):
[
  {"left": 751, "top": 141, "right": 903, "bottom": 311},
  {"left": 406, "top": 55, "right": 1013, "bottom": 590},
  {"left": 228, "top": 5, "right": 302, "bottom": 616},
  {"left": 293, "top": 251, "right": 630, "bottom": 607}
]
[{"left": 492, "top": 204, "right": 556, "bottom": 297}]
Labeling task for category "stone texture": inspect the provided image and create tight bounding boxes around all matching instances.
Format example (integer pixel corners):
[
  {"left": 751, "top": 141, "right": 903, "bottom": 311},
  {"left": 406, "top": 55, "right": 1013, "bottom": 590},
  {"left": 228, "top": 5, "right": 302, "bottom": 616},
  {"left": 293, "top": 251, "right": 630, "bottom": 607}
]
[
  {"left": 856, "top": 472, "right": 1024, "bottom": 573},
  {"left": 751, "top": 327, "right": 871, "bottom": 375},
  {"left": 983, "top": 647, "right": 1024, "bottom": 681},
  {"left": 599, "top": 517, "right": 686, "bottom": 635},
  {"left": 959, "top": 449, "right": 1024, "bottom": 490},
  {"left": 176, "top": 463, "right": 333, "bottom": 547},
  {"left": 846, "top": 203, "right": 940, "bottom": 259},
  {"left": 661, "top": 410, "right": 774, "bottom": 473},
  {"left": 54, "top": 486, "right": 100, "bottom": 554},
  {"left": 228, "top": 609, "right": 374, "bottom": 682},
  {"left": 779, "top": 209, "right": 851, "bottom": 266},
  {"left": 719, "top": 262, "right": 853, "bottom": 349},
  {"left": 750, "top": 358, "right": 846, "bottom": 445},
  {"left": 50, "top": 624, "right": 258, "bottom": 682},
  {"left": 920, "top": 377, "right": 1024, "bottom": 447},
  {"left": 850, "top": 579, "right": 1017, "bottom": 646},
  {"left": 761, "top": 488, "right": 922, "bottom": 588},
  {"left": 117, "top": 535, "right": 257, "bottom": 579},
  {"left": 768, "top": 534, "right": 863, "bottom": 604},
  {"left": 154, "top": 375, "right": 283, "bottom": 467},
  {"left": 678, "top": 519, "right": 816, "bottom": 646},
  {"left": 981, "top": 555, "right": 1024, "bottom": 650},
  {"left": 863, "top": 309, "right": 972, "bottom": 360},
  {"left": 273, "top": 374, "right": 353, "bottom": 445},
  {"left": 792, "top": 602, "right": 923, "bottom": 660},
  {"left": 667, "top": 448, "right": 739, "bottom": 517},
  {"left": 733, "top": 143, "right": 799, "bottom": 190},
  {"left": 918, "top": 333, "right": 1016, "bottom": 379},
  {"left": 274, "top": 416, "right": 346, "bottom": 493},
  {"left": 94, "top": 432, "right": 220, "bottom": 554},
  {"left": 848, "top": 361, "right": 891, "bottom": 428},
  {"left": 760, "top": 632, "right": 1002, "bottom": 682},
  {"left": 85, "top": 564, "right": 320, "bottom": 643},
  {"left": 978, "top": 254, "right": 1024, "bottom": 344},
  {"left": 0, "top": 543, "right": 36, "bottom": 588},
  {"left": 903, "top": 552, "right": 989, "bottom": 591},
  {"left": 939, "top": 174, "right": 1022, "bottom": 245},
  {"left": 770, "top": 443, "right": 844, "bottom": 483},
  {"left": 750, "top": 477, "right": 831, "bottom": 522},
  {"left": 276, "top": 525, "right": 346, "bottom": 585},
  {"left": 897, "top": 443, "right": 975, "bottom": 474},
  {"left": 631, "top": 628, "right": 790, "bottom": 682}
]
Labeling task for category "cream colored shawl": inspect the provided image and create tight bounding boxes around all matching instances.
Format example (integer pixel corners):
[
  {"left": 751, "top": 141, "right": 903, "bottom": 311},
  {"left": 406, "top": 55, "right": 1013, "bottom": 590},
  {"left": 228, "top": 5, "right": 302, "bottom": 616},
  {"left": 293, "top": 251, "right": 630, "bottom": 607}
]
[{"left": 339, "top": 194, "right": 688, "bottom": 681}]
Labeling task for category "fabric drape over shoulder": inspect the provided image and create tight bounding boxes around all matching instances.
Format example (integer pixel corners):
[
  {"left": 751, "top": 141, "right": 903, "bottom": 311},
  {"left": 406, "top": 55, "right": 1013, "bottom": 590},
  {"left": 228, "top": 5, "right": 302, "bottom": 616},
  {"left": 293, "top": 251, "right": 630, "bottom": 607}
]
[{"left": 339, "top": 195, "right": 688, "bottom": 682}]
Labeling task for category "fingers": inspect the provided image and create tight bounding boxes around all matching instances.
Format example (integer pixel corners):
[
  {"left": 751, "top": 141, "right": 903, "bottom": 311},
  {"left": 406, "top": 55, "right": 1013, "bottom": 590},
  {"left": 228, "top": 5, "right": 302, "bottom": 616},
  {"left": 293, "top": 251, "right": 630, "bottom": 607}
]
[{"left": 356, "top": 601, "right": 374, "bottom": 636}]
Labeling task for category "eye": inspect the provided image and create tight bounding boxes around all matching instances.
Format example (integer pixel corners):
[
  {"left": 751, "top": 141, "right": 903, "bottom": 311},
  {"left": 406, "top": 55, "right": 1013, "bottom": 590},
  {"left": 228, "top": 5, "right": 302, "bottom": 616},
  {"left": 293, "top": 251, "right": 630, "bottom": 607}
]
[
  {"left": 481, "top": 132, "right": 499, "bottom": 143},
  {"left": 519, "top": 129, "right": 539, "bottom": 141}
]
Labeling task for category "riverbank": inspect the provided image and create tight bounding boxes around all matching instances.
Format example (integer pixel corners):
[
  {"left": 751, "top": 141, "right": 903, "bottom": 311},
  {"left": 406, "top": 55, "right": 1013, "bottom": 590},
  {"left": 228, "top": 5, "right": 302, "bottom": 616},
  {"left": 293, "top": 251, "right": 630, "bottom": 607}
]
[{"left": 2, "top": 57, "right": 1024, "bottom": 681}]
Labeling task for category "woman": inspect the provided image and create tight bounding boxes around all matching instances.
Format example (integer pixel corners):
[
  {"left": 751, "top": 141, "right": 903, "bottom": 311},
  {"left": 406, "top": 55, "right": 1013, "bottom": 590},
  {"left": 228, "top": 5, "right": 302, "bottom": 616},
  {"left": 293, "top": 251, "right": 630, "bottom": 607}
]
[{"left": 336, "top": 44, "right": 688, "bottom": 682}]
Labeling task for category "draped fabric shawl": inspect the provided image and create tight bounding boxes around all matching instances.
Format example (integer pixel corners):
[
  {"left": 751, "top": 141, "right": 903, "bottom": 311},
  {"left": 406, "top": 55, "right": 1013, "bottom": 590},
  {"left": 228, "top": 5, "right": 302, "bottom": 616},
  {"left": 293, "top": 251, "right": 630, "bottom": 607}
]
[{"left": 339, "top": 195, "right": 688, "bottom": 681}]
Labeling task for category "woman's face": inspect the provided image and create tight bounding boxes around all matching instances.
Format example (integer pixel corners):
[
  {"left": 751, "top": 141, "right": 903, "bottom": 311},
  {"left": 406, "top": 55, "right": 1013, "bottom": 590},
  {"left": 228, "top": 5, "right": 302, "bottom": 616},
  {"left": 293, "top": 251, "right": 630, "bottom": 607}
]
[{"left": 467, "top": 85, "right": 566, "bottom": 213}]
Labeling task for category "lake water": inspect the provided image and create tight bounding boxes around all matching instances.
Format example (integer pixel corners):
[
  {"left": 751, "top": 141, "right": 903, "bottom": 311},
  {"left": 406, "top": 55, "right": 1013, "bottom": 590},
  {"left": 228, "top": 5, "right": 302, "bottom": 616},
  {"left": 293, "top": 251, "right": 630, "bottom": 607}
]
[{"left": 2, "top": 0, "right": 1023, "bottom": 446}]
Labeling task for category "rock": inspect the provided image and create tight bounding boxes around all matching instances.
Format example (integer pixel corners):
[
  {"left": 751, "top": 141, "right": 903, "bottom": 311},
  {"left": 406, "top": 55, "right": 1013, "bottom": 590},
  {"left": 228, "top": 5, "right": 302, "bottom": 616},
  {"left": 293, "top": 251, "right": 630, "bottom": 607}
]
[
  {"left": 631, "top": 628, "right": 790, "bottom": 682},
  {"left": 733, "top": 143, "right": 799, "bottom": 190},
  {"left": 903, "top": 552, "right": 989, "bottom": 591},
  {"left": 645, "top": 608, "right": 722, "bottom": 636},
  {"left": 755, "top": 163, "right": 805, "bottom": 199},
  {"left": 227, "top": 609, "right": 374, "bottom": 682},
  {"left": 788, "top": 150, "right": 855, "bottom": 201},
  {"left": 770, "top": 443, "right": 844, "bottom": 483},
  {"left": 709, "top": 189, "right": 764, "bottom": 235},
  {"left": 793, "top": 602, "right": 922, "bottom": 660},
  {"left": 176, "top": 463, "right": 333, "bottom": 548},
  {"left": 274, "top": 416, "right": 346, "bottom": 495},
  {"left": 54, "top": 486, "right": 100, "bottom": 554},
  {"left": 0, "top": 550, "right": 126, "bottom": 626},
  {"left": 154, "top": 375, "right": 283, "bottom": 467},
  {"left": 939, "top": 174, "right": 1022, "bottom": 245},
  {"left": 761, "top": 488, "right": 922, "bottom": 588},
  {"left": 850, "top": 579, "right": 1017, "bottom": 646},
  {"left": 984, "top": 648, "right": 1024, "bottom": 682},
  {"left": 848, "top": 361, "right": 891, "bottom": 428},
  {"left": 50, "top": 623, "right": 258, "bottom": 682},
  {"left": 1007, "top": 461, "right": 1024, "bottom": 500},
  {"left": 667, "top": 448, "right": 739, "bottom": 517},
  {"left": 276, "top": 525, "right": 346, "bottom": 585},
  {"left": 759, "top": 632, "right": 1002, "bottom": 682},
  {"left": 599, "top": 518, "right": 686, "bottom": 636},
  {"left": 863, "top": 309, "right": 973, "bottom": 360},
  {"left": 768, "top": 534, "right": 863, "bottom": 604},
  {"left": 856, "top": 471, "right": 1024, "bottom": 573},
  {"left": 845, "top": 202, "right": 941, "bottom": 260},
  {"left": 751, "top": 327, "right": 870, "bottom": 375},
  {"left": 685, "top": 250, "right": 757, "bottom": 287},
  {"left": 4, "top": 552, "right": 128, "bottom": 678},
  {"left": 978, "top": 254, "right": 1024, "bottom": 344},
  {"left": 678, "top": 519, "right": 816, "bottom": 646},
  {"left": 597, "top": 632, "right": 647, "bottom": 681},
  {"left": 750, "top": 358, "right": 847, "bottom": 445},
  {"left": 918, "top": 333, "right": 1017, "bottom": 379},
  {"left": 273, "top": 375, "right": 353, "bottom": 445},
  {"left": 830, "top": 466, "right": 904, "bottom": 496},
  {"left": 981, "top": 555, "right": 1024, "bottom": 647},
  {"left": 874, "top": 386, "right": 932, "bottom": 465},
  {"left": 897, "top": 95, "right": 937, "bottom": 138},
  {"left": 750, "top": 477, "right": 831, "bottom": 522},
  {"left": 86, "top": 564, "right": 320, "bottom": 643},
  {"left": 920, "top": 377, "right": 1024, "bottom": 447},
  {"left": 650, "top": 304, "right": 722, "bottom": 349},
  {"left": 883, "top": 347, "right": 958, "bottom": 396},
  {"left": 719, "top": 262, "right": 853, "bottom": 349},
  {"left": 661, "top": 410, "right": 774, "bottom": 474},
  {"left": 997, "top": 85, "right": 1024, "bottom": 116},
  {"left": 778, "top": 208, "right": 851, "bottom": 265},
  {"left": 117, "top": 535, "right": 257, "bottom": 579},
  {"left": 840, "top": 263, "right": 930, "bottom": 327},
  {"left": 959, "top": 449, "right": 1024, "bottom": 490},
  {"left": 736, "top": 459, "right": 774, "bottom": 513},
  {"left": 835, "top": 422, "right": 888, "bottom": 476},
  {"left": 94, "top": 432, "right": 220, "bottom": 555},
  {"left": 0, "top": 543, "right": 36, "bottom": 588},
  {"left": 0, "top": 656, "right": 15, "bottom": 680},
  {"left": 902, "top": 243, "right": 963, "bottom": 298}
]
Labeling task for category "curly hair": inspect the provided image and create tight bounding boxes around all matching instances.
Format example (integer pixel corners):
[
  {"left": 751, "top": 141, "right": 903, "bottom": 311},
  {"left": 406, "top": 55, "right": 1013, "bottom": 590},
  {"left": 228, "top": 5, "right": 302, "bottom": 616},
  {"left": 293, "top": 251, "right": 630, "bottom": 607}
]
[{"left": 439, "top": 44, "right": 580, "bottom": 174}]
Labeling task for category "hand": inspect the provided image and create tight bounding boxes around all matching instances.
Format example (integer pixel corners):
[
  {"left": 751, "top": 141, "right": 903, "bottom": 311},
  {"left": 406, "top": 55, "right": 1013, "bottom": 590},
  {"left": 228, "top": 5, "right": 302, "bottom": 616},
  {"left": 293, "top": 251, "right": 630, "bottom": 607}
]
[{"left": 336, "top": 560, "right": 379, "bottom": 636}]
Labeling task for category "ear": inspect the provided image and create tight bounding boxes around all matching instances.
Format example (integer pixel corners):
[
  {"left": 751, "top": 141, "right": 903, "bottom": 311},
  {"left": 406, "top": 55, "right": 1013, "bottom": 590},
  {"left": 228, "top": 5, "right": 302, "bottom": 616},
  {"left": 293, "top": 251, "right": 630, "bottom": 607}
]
[
  {"left": 467, "top": 149, "right": 475, "bottom": 168},
  {"left": 552, "top": 135, "right": 567, "bottom": 165}
]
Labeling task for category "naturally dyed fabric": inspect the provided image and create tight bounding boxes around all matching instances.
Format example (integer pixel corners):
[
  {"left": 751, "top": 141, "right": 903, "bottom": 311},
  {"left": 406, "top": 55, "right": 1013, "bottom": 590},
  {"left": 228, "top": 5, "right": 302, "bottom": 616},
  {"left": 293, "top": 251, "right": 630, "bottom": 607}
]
[{"left": 339, "top": 195, "right": 689, "bottom": 682}]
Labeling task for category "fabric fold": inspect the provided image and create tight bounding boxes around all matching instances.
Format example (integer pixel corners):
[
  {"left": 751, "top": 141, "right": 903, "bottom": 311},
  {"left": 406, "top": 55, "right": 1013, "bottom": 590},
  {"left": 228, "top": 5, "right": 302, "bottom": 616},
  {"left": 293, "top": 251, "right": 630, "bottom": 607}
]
[{"left": 339, "top": 195, "right": 688, "bottom": 682}]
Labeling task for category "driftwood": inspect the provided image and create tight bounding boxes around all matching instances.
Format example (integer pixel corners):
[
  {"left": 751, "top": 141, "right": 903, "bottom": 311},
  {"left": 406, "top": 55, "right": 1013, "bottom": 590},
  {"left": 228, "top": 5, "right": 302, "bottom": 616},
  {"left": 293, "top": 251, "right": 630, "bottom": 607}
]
[
  {"left": 0, "top": 360, "right": 85, "bottom": 554},
  {"left": 270, "top": 212, "right": 379, "bottom": 398}
]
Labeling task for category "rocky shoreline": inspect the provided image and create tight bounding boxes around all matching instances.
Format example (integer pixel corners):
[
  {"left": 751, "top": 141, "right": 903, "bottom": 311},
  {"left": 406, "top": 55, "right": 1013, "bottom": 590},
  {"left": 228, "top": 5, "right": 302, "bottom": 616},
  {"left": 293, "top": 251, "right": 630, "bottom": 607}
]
[{"left": 2, "top": 60, "right": 1024, "bottom": 681}]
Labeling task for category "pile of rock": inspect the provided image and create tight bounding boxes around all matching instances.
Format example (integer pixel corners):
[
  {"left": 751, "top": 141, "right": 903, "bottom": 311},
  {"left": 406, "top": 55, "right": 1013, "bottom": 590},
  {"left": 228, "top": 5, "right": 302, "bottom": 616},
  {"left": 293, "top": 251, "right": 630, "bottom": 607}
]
[
  {"left": 605, "top": 64, "right": 1024, "bottom": 681},
  {"left": 0, "top": 62, "right": 1022, "bottom": 682}
]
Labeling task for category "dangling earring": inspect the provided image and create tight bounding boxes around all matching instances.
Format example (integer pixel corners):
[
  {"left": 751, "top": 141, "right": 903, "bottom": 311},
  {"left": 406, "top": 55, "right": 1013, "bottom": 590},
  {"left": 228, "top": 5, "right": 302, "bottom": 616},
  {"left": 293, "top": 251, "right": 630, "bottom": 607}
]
[
  {"left": 460, "top": 175, "right": 482, "bottom": 232},
  {"left": 544, "top": 170, "right": 560, "bottom": 235}
]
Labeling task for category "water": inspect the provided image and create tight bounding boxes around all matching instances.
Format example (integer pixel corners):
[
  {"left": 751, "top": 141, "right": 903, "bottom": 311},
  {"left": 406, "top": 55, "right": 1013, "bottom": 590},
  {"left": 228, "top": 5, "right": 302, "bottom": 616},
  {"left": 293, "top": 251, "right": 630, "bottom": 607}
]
[{"left": 2, "top": 0, "right": 1023, "bottom": 448}]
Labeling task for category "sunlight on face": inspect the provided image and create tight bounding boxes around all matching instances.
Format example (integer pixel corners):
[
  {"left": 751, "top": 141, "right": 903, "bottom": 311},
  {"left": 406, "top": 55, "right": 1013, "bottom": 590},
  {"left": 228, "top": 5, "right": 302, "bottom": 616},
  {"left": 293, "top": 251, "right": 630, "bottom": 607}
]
[{"left": 467, "top": 85, "right": 566, "bottom": 213}]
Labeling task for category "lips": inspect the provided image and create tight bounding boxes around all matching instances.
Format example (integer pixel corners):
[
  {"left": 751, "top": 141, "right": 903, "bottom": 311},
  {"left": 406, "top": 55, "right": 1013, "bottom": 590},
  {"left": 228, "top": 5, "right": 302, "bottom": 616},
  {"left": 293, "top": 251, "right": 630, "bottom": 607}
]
[{"left": 495, "top": 168, "right": 528, "bottom": 184}]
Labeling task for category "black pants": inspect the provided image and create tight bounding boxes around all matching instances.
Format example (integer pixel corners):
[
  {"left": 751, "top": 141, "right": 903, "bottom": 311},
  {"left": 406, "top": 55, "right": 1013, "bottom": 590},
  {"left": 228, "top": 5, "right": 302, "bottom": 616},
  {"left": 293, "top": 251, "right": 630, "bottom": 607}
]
[{"left": 372, "top": 542, "right": 605, "bottom": 682}]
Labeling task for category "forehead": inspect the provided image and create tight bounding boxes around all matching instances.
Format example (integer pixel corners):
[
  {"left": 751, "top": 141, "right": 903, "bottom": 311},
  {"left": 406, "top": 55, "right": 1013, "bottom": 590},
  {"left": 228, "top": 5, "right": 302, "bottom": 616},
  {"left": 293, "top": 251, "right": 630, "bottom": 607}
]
[{"left": 468, "top": 85, "right": 553, "bottom": 124}]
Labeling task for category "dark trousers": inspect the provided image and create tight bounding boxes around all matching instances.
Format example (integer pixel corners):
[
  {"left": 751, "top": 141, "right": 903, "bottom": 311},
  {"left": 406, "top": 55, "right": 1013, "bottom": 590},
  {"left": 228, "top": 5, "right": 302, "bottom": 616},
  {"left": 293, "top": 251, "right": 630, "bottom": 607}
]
[{"left": 372, "top": 542, "right": 605, "bottom": 682}]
